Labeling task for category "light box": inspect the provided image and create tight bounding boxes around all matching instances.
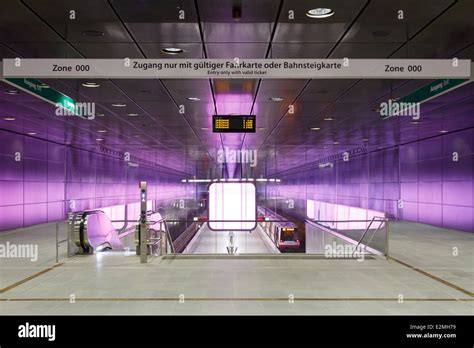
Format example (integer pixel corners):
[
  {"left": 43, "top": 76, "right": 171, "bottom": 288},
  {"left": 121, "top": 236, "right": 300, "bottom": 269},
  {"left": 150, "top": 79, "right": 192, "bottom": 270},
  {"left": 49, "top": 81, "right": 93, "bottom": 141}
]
[{"left": 208, "top": 182, "right": 256, "bottom": 231}]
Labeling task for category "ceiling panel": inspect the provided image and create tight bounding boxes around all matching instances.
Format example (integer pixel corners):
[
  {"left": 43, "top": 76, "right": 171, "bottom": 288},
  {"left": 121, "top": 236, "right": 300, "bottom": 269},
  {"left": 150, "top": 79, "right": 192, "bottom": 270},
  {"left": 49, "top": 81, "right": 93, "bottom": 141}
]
[
  {"left": 206, "top": 43, "right": 268, "bottom": 58},
  {"left": 269, "top": 43, "right": 332, "bottom": 58},
  {"left": 412, "top": 0, "right": 474, "bottom": 43},
  {"left": 0, "top": 1, "right": 62, "bottom": 42},
  {"left": 74, "top": 42, "right": 143, "bottom": 58},
  {"left": 342, "top": 0, "right": 454, "bottom": 43}
]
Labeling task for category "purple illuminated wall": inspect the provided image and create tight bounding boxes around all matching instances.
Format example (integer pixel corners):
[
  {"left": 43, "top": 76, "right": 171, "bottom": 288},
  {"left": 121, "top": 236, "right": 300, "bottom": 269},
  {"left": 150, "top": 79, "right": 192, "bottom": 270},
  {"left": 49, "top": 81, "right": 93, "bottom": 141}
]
[
  {"left": 0, "top": 128, "right": 190, "bottom": 232},
  {"left": 0, "top": 130, "right": 66, "bottom": 230},
  {"left": 399, "top": 128, "right": 473, "bottom": 232},
  {"left": 264, "top": 128, "right": 473, "bottom": 232}
]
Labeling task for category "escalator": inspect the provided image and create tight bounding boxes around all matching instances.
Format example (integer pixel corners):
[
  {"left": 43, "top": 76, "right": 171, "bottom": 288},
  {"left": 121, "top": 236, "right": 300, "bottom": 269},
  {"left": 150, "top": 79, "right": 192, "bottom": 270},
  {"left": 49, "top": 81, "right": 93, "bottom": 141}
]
[{"left": 71, "top": 210, "right": 124, "bottom": 253}]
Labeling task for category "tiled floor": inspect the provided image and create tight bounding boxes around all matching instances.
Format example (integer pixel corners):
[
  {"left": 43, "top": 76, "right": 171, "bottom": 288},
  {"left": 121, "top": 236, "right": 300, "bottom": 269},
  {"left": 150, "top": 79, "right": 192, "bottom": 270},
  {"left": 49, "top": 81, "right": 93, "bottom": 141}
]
[
  {"left": 0, "top": 221, "right": 69, "bottom": 288},
  {"left": 0, "top": 220, "right": 472, "bottom": 315}
]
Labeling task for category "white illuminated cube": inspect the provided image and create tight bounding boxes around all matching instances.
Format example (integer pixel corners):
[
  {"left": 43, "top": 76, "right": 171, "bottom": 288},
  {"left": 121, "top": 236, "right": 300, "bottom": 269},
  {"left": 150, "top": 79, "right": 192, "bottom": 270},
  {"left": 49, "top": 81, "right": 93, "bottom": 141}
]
[{"left": 208, "top": 182, "right": 256, "bottom": 230}]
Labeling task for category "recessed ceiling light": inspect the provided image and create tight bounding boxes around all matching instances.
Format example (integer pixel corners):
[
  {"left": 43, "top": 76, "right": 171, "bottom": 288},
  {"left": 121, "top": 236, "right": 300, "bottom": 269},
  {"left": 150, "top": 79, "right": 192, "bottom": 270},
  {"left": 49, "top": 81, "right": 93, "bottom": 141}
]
[
  {"left": 27, "top": 132, "right": 37, "bottom": 135},
  {"left": 82, "top": 82, "right": 100, "bottom": 88},
  {"left": 98, "top": 130, "right": 107, "bottom": 133},
  {"left": 187, "top": 97, "right": 201, "bottom": 101},
  {"left": 133, "top": 134, "right": 141, "bottom": 138},
  {"left": 3, "top": 117, "right": 15, "bottom": 121},
  {"left": 4, "top": 90, "right": 19, "bottom": 95},
  {"left": 161, "top": 47, "right": 184, "bottom": 55},
  {"left": 410, "top": 121, "right": 420, "bottom": 125},
  {"left": 201, "top": 127, "right": 209, "bottom": 130},
  {"left": 439, "top": 130, "right": 448, "bottom": 133},
  {"left": 96, "top": 138, "right": 104, "bottom": 141},
  {"left": 96, "top": 113, "right": 105, "bottom": 117},
  {"left": 306, "top": 8, "right": 334, "bottom": 18},
  {"left": 362, "top": 138, "right": 369, "bottom": 142},
  {"left": 82, "top": 30, "right": 105, "bottom": 37},
  {"left": 112, "top": 103, "right": 127, "bottom": 107},
  {"left": 372, "top": 30, "right": 390, "bottom": 37},
  {"left": 310, "top": 127, "right": 321, "bottom": 130},
  {"left": 127, "top": 113, "right": 139, "bottom": 116},
  {"left": 257, "top": 127, "right": 265, "bottom": 131},
  {"left": 333, "top": 141, "right": 339, "bottom": 145},
  {"left": 324, "top": 117, "right": 334, "bottom": 121},
  {"left": 269, "top": 97, "right": 283, "bottom": 102},
  {"left": 65, "top": 141, "right": 71, "bottom": 145}
]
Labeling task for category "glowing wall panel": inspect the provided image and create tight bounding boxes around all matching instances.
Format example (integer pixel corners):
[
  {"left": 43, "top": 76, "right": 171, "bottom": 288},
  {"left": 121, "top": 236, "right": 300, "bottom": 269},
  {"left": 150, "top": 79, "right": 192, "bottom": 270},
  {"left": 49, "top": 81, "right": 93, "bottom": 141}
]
[{"left": 209, "top": 182, "right": 256, "bottom": 230}]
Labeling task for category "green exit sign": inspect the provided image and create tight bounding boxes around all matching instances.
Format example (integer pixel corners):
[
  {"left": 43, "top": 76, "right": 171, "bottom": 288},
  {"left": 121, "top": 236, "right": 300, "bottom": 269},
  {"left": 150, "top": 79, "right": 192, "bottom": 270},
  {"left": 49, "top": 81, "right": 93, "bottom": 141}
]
[
  {"left": 381, "top": 78, "right": 470, "bottom": 119},
  {"left": 4, "top": 78, "right": 90, "bottom": 118}
]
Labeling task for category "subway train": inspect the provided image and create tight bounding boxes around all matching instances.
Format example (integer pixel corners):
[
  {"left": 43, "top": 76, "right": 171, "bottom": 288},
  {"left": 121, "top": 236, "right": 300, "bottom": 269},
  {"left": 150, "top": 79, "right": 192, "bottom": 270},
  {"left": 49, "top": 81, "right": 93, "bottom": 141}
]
[{"left": 257, "top": 206, "right": 300, "bottom": 252}]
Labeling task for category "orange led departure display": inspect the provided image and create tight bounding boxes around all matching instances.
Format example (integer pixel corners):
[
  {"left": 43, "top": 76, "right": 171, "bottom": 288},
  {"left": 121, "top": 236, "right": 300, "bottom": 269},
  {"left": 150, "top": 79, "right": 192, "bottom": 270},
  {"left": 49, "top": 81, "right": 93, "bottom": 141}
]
[{"left": 212, "top": 115, "right": 256, "bottom": 133}]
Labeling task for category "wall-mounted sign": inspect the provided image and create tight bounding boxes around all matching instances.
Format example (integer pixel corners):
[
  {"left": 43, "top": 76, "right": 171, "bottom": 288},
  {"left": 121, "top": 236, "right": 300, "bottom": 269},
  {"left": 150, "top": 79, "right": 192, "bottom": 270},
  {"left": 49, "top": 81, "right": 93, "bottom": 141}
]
[
  {"left": 4, "top": 77, "right": 77, "bottom": 114},
  {"left": 213, "top": 115, "right": 256, "bottom": 133},
  {"left": 380, "top": 78, "right": 470, "bottom": 119}
]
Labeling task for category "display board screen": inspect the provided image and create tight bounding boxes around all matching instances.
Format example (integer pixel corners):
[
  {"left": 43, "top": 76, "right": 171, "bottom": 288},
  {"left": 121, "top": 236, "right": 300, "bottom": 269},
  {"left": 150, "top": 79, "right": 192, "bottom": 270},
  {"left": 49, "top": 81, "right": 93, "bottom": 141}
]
[{"left": 212, "top": 115, "right": 256, "bottom": 133}]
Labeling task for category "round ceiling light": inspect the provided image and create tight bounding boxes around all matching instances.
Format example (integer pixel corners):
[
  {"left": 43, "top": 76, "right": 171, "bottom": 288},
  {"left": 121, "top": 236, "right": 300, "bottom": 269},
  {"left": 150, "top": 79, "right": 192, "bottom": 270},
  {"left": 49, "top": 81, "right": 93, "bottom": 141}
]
[
  {"left": 4, "top": 90, "right": 19, "bottom": 95},
  {"left": 372, "top": 30, "right": 390, "bottom": 37},
  {"left": 306, "top": 8, "right": 334, "bottom": 19},
  {"left": 269, "top": 97, "right": 283, "bottom": 102},
  {"left": 112, "top": 103, "right": 127, "bottom": 107},
  {"left": 82, "top": 82, "right": 100, "bottom": 88},
  {"left": 82, "top": 30, "right": 105, "bottom": 37},
  {"left": 187, "top": 97, "right": 201, "bottom": 101},
  {"left": 161, "top": 47, "right": 184, "bottom": 55}
]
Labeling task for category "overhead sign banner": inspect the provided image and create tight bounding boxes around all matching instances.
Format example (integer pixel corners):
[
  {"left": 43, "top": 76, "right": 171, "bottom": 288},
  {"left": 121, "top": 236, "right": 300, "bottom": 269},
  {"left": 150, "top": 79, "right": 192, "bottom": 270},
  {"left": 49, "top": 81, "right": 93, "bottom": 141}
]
[{"left": 2, "top": 58, "right": 471, "bottom": 79}]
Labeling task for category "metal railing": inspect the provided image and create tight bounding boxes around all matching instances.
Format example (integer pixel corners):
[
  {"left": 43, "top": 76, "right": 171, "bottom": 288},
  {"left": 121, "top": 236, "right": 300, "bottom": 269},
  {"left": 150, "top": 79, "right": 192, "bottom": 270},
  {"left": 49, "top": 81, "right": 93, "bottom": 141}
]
[
  {"left": 306, "top": 218, "right": 390, "bottom": 258},
  {"left": 55, "top": 220, "right": 69, "bottom": 263},
  {"left": 353, "top": 217, "right": 386, "bottom": 255},
  {"left": 64, "top": 210, "right": 175, "bottom": 262}
]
